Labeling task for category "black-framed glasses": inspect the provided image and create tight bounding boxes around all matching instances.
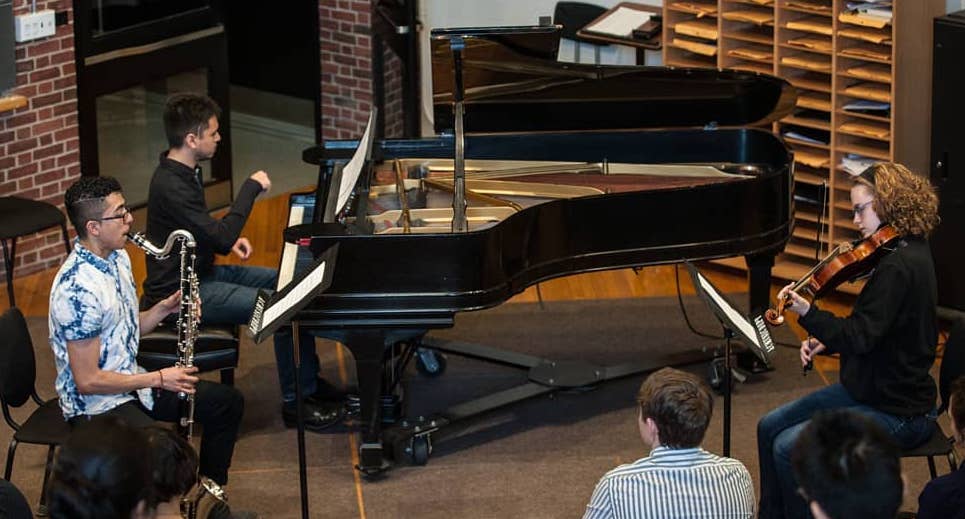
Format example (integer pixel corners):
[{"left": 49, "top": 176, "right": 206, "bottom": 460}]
[
  {"left": 853, "top": 200, "right": 874, "bottom": 218},
  {"left": 97, "top": 206, "right": 131, "bottom": 222}
]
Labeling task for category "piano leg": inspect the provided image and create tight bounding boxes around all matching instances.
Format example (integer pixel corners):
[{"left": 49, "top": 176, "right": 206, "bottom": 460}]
[
  {"left": 347, "top": 330, "right": 392, "bottom": 475},
  {"left": 745, "top": 250, "right": 776, "bottom": 315}
]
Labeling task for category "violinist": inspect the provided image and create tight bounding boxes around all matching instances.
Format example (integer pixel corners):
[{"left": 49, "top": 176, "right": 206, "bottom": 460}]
[{"left": 757, "top": 162, "right": 941, "bottom": 519}]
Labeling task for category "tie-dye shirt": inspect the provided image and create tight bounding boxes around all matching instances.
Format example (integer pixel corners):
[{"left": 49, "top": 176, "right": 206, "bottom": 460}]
[{"left": 48, "top": 241, "right": 153, "bottom": 419}]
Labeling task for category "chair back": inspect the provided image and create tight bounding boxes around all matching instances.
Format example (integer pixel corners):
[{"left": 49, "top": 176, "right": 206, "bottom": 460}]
[
  {"left": 0, "top": 308, "right": 37, "bottom": 408},
  {"left": 939, "top": 317, "right": 965, "bottom": 413},
  {"left": 553, "top": 2, "right": 607, "bottom": 40}
]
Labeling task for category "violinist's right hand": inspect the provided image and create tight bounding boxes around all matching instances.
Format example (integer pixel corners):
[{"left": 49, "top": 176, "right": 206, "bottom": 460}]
[
  {"left": 800, "top": 337, "right": 826, "bottom": 368},
  {"left": 777, "top": 282, "right": 811, "bottom": 317}
]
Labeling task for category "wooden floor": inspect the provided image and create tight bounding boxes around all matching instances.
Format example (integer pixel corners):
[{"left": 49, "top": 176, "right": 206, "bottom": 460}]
[{"left": 2, "top": 189, "right": 853, "bottom": 363}]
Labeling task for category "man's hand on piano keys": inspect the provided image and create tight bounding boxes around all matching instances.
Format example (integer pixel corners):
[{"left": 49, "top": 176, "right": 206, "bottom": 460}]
[
  {"left": 232, "top": 237, "right": 252, "bottom": 261},
  {"left": 250, "top": 170, "right": 272, "bottom": 193}
]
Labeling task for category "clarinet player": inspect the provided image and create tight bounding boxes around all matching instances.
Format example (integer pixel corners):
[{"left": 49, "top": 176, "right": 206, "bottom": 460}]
[{"left": 49, "top": 176, "right": 244, "bottom": 488}]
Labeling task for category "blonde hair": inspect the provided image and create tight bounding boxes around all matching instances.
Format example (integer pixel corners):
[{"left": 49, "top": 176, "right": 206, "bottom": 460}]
[{"left": 855, "top": 162, "right": 940, "bottom": 237}]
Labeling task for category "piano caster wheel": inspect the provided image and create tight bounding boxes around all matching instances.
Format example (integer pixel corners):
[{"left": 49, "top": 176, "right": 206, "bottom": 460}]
[
  {"left": 408, "top": 435, "right": 431, "bottom": 466},
  {"left": 415, "top": 348, "right": 447, "bottom": 377}
]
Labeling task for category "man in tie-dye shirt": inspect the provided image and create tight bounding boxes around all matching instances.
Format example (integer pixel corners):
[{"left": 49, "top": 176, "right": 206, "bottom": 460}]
[{"left": 48, "top": 176, "right": 243, "bottom": 486}]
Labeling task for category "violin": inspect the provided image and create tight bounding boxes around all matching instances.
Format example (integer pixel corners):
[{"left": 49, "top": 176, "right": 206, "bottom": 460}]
[{"left": 764, "top": 224, "right": 899, "bottom": 326}]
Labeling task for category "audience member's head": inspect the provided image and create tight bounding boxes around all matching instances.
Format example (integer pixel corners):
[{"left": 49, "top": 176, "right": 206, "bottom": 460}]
[
  {"left": 146, "top": 426, "right": 199, "bottom": 505},
  {"left": 636, "top": 367, "right": 713, "bottom": 449},
  {"left": 949, "top": 375, "right": 965, "bottom": 444},
  {"left": 0, "top": 479, "right": 32, "bottom": 519},
  {"left": 791, "top": 409, "right": 902, "bottom": 519},
  {"left": 64, "top": 175, "right": 123, "bottom": 239},
  {"left": 48, "top": 415, "right": 154, "bottom": 519}
]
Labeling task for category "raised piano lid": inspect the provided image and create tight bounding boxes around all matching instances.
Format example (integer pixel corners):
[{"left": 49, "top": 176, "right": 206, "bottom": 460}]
[{"left": 429, "top": 25, "right": 797, "bottom": 134}]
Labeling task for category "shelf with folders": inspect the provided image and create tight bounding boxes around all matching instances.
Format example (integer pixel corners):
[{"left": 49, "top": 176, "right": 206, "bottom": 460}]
[
  {"left": 665, "top": 0, "right": 719, "bottom": 68},
  {"left": 669, "top": 0, "right": 945, "bottom": 291},
  {"left": 719, "top": 0, "right": 775, "bottom": 73}
]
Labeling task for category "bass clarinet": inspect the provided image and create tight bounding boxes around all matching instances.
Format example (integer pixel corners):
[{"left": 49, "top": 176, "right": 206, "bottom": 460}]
[{"left": 127, "top": 230, "right": 199, "bottom": 440}]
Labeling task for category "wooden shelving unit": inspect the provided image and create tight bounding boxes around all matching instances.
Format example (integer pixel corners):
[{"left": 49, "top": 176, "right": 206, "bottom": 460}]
[{"left": 663, "top": 0, "right": 945, "bottom": 290}]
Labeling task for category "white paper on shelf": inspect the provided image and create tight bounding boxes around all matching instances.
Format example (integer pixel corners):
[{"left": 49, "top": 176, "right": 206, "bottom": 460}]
[{"left": 583, "top": 7, "right": 651, "bottom": 38}]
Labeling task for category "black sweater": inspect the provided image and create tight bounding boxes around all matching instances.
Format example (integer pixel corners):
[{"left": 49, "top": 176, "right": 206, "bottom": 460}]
[
  {"left": 799, "top": 236, "right": 938, "bottom": 416},
  {"left": 140, "top": 154, "right": 263, "bottom": 308}
]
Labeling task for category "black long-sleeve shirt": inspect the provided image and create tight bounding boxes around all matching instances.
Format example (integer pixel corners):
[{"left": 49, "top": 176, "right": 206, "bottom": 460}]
[
  {"left": 799, "top": 236, "right": 938, "bottom": 416},
  {"left": 140, "top": 153, "right": 263, "bottom": 308}
]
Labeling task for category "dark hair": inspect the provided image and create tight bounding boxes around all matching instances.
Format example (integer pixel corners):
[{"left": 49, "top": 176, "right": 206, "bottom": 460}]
[
  {"left": 64, "top": 176, "right": 123, "bottom": 239},
  {"left": 791, "top": 409, "right": 902, "bottom": 519},
  {"left": 163, "top": 93, "right": 221, "bottom": 148},
  {"left": 146, "top": 426, "right": 199, "bottom": 502},
  {"left": 950, "top": 376, "right": 965, "bottom": 436},
  {"left": 48, "top": 415, "right": 154, "bottom": 519},
  {"left": 636, "top": 367, "right": 713, "bottom": 448}
]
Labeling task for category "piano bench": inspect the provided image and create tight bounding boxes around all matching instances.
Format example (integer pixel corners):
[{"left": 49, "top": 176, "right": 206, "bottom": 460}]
[{"left": 138, "top": 323, "right": 240, "bottom": 386}]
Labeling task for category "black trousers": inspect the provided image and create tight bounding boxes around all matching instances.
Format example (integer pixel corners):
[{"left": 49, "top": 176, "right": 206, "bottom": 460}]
[{"left": 69, "top": 380, "right": 244, "bottom": 485}]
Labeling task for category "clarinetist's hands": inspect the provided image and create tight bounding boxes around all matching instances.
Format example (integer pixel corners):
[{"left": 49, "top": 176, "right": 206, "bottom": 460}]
[
  {"left": 232, "top": 237, "right": 252, "bottom": 261},
  {"left": 777, "top": 282, "right": 811, "bottom": 317},
  {"left": 800, "top": 337, "right": 826, "bottom": 368},
  {"left": 158, "top": 290, "right": 181, "bottom": 317},
  {"left": 158, "top": 366, "right": 199, "bottom": 394}
]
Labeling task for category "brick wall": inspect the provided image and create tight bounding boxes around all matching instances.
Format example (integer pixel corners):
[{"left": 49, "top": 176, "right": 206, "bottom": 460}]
[
  {"left": 319, "top": 0, "right": 405, "bottom": 140},
  {"left": 319, "top": 0, "right": 373, "bottom": 141},
  {"left": 0, "top": 0, "right": 79, "bottom": 280}
]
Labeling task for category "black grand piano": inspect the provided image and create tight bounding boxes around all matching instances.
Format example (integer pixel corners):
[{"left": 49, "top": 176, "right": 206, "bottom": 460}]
[{"left": 281, "top": 25, "right": 795, "bottom": 475}]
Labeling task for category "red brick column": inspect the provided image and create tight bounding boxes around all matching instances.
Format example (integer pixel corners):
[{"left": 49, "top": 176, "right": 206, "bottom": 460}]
[
  {"left": 0, "top": 0, "right": 79, "bottom": 278},
  {"left": 319, "top": 0, "right": 373, "bottom": 141},
  {"left": 319, "top": 0, "right": 406, "bottom": 141}
]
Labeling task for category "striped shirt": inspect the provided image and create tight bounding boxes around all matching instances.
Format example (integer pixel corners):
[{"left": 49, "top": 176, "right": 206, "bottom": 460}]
[{"left": 583, "top": 446, "right": 755, "bottom": 519}]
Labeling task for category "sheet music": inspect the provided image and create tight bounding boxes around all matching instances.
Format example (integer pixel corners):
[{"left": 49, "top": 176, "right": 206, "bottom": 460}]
[
  {"left": 262, "top": 257, "right": 330, "bottom": 331},
  {"left": 694, "top": 270, "right": 762, "bottom": 351},
  {"left": 583, "top": 7, "right": 651, "bottom": 38},
  {"left": 276, "top": 205, "right": 305, "bottom": 291},
  {"left": 336, "top": 110, "right": 377, "bottom": 214}
]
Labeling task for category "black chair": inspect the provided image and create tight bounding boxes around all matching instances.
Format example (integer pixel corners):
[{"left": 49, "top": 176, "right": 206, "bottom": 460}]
[
  {"left": 0, "top": 197, "right": 71, "bottom": 308},
  {"left": 553, "top": 1, "right": 609, "bottom": 64},
  {"left": 900, "top": 317, "right": 965, "bottom": 478},
  {"left": 138, "top": 322, "right": 240, "bottom": 385},
  {"left": 0, "top": 307, "right": 71, "bottom": 516}
]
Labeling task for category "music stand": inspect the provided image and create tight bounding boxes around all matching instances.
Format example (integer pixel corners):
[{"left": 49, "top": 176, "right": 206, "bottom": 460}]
[
  {"left": 248, "top": 244, "right": 338, "bottom": 519},
  {"left": 684, "top": 262, "right": 775, "bottom": 456}
]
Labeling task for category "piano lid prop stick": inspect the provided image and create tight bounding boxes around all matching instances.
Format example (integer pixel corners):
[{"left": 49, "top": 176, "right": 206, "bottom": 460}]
[{"left": 450, "top": 35, "right": 468, "bottom": 232}]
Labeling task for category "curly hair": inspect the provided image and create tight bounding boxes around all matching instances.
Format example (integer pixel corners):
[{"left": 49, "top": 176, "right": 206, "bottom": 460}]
[{"left": 855, "top": 162, "right": 940, "bottom": 237}]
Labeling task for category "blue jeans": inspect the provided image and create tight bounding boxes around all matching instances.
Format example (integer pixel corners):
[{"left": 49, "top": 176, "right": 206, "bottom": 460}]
[
  {"left": 199, "top": 265, "right": 319, "bottom": 402},
  {"left": 757, "top": 383, "right": 935, "bottom": 519}
]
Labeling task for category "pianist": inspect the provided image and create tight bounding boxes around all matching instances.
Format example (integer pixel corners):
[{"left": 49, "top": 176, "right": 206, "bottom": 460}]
[{"left": 140, "top": 93, "right": 344, "bottom": 431}]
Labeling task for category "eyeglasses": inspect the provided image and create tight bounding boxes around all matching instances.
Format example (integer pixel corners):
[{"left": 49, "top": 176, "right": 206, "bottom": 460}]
[
  {"left": 97, "top": 206, "right": 131, "bottom": 222},
  {"left": 852, "top": 200, "right": 874, "bottom": 218}
]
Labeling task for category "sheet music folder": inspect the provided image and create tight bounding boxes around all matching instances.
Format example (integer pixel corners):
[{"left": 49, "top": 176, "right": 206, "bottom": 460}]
[
  {"left": 248, "top": 244, "right": 338, "bottom": 343},
  {"left": 685, "top": 262, "right": 775, "bottom": 366}
]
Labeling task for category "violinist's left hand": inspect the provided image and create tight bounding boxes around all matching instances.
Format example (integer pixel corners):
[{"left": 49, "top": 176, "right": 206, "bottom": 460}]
[{"left": 777, "top": 282, "right": 811, "bottom": 317}]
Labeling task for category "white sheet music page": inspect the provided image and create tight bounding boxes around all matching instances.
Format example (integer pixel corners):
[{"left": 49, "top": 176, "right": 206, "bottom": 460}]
[
  {"left": 336, "top": 110, "right": 377, "bottom": 214},
  {"left": 262, "top": 257, "right": 330, "bottom": 331},
  {"left": 583, "top": 7, "right": 651, "bottom": 38},
  {"left": 695, "top": 271, "right": 763, "bottom": 351}
]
